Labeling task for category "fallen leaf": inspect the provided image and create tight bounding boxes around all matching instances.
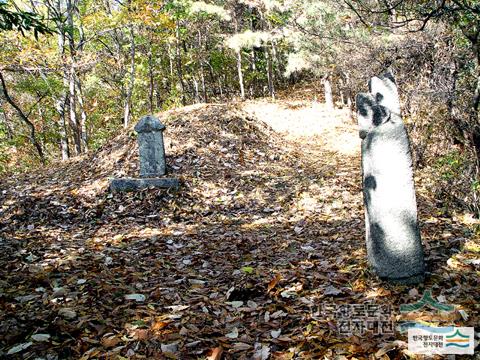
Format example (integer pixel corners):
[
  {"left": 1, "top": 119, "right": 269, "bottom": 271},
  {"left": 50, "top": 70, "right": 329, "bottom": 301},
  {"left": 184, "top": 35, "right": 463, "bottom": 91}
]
[
  {"left": 132, "top": 329, "right": 151, "bottom": 341},
  {"left": 189, "top": 278, "right": 206, "bottom": 285},
  {"left": 125, "top": 294, "right": 146, "bottom": 302},
  {"left": 267, "top": 274, "right": 281, "bottom": 293},
  {"left": 294, "top": 226, "right": 303, "bottom": 234},
  {"left": 152, "top": 320, "right": 171, "bottom": 331},
  {"left": 271, "top": 329, "right": 281, "bottom": 339},
  {"left": 324, "top": 285, "right": 342, "bottom": 296},
  {"left": 207, "top": 346, "right": 223, "bottom": 360},
  {"left": 253, "top": 344, "right": 270, "bottom": 360},
  {"left": 225, "top": 327, "right": 239, "bottom": 339},
  {"left": 233, "top": 342, "right": 252, "bottom": 351},
  {"left": 58, "top": 308, "right": 77, "bottom": 319},
  {"left": 7, "top": 342, "right": 32, "bottom": 355},
  {"left": 101, "top": 335, "right": 120, "bottom": 348},
  {"left": 228, "top": 301, "right": 243, "bottom": 308},
  {"left": 161, "top": 342, "right": 178, "bottom": 353},
  {"left": 241, "top": 266, "right": 254, "bottom": 274},
  {"left": 408, "top": 288, "right": 418, "bottom": 298},
  {"left": 31, "top": 333, "right": 51, "bottom": 342},
  {"left": 375, "top": 340, "right": 407, "bottom": 357}
]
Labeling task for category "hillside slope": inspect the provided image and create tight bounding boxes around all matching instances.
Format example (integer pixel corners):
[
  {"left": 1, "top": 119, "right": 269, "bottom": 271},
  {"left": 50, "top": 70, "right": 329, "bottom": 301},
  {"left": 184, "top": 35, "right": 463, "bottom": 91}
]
[{"left": 0, "top": 100, "right": 478, "bottom": 359}]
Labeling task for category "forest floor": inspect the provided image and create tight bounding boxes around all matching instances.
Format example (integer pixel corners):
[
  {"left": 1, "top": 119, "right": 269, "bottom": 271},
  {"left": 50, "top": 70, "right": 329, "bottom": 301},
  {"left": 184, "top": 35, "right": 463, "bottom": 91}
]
[{"left": 0, "top": 99, "right": 479, "bottom": 359}]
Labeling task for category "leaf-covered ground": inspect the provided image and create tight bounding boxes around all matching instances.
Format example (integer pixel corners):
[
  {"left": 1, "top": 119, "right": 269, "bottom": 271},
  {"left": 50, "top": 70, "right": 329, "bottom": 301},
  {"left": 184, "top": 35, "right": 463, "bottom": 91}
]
[{"left": 0, "top": 100, "right": 478, "bottom": 359}]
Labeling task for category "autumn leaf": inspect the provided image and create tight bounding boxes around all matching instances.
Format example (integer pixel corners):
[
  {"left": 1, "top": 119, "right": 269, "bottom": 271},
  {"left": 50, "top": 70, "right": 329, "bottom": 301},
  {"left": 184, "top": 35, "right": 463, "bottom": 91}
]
[
  {"left": 267, "top": 273, "right": 281, "bottom": 293},
  {"left": 207, "top": 346, "right": 223, "bottom": 360},
  {"left": 101, "top": 335, "right": 121, "bottom": 349}
]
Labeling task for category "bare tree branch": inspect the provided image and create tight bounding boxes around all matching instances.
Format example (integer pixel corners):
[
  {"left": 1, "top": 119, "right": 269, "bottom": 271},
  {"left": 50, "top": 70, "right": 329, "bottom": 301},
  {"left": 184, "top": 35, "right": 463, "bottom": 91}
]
[{"left": 0, "top": 71, "right": 45, "bottom": 163}]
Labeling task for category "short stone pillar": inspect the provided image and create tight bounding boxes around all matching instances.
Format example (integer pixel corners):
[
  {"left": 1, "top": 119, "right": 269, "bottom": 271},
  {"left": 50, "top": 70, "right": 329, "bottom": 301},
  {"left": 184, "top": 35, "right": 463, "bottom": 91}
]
[
  {"left": 356, "top": 71, "right": 425, "bottom": 285},
  {"left": 135, "top": 115, "right": 167, "bottom": 177},
  {"left": 109, "top": 115, "right": 179, "bottom": 192}
]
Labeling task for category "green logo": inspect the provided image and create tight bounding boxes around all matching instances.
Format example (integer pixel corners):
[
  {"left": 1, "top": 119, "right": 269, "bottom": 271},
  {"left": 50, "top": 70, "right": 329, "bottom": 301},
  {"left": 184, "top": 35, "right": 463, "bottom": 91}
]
[
  {"left": 445, "top": 329, "right": 470, "bottom": 348},
  {"left": 400, "top": 290, "right": 454, "bottom": 313}
]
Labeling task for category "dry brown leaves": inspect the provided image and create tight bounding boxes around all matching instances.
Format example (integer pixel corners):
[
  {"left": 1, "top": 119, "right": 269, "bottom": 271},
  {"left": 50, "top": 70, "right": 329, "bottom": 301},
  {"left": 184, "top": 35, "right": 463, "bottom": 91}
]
[{"left": 0, "top": 101, "right": 478, "bottom": 359}]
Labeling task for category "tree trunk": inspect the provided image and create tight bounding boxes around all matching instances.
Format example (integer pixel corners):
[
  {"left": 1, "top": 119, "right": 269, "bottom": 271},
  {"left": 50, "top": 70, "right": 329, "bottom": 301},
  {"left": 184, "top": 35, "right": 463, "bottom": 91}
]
[
  {"left": 57, "top": 99, "right": 70, "bottom": 160},
  {"left": 175, "top": 22, "right": 186, "bottom": 105},
  {"left": 66, "top": 0, "right": 81, "bottom": 154},
  {"left": 167, "top": 42, "right": 174, "bottom": 78},
  {"left": 53, "top": 0, "right": 70, "bottom": 160},
  {"left": 68, "top": 64, "right": 81, "bottom": 154},
  {"left": 200, "top": 66, "right": 207, "bottom": 103},
  {"left": 148, "top": 46, "right": 154, "bottom": 113},
  {"left": 218, "top": 78, "right": 223, "bottom": 98},
  {"left": 75, "top": 74, "right": 88, "bottom": 151},
  {"left": 124, "top": 24, "right": 135, "bottom": 128},
  {"left": 323, "top": 76, "right": 334, "bottom": 109},
  {"left": 196, "top": 29, "right": 208, "bottom": 103},
  {"left": 155, "top": 80, "right": 162, "bottom": 109},
  {"left": 266, "top": 45, "right": 275, "bottom": 100},
  {"left": 0, "top": 99, "right": 13, "bottom": 139},
  {"left": 236, "top": 50, "right": 245, "bottom": 100},
  {"left": 0, "top": 71, "right": 45, "bottom": 163},
  {"left": 193, "top": 77, "right": 200, "bottom": 103},
  {"left": 271, "top": 40, "right": 282, "bottom": 83}
]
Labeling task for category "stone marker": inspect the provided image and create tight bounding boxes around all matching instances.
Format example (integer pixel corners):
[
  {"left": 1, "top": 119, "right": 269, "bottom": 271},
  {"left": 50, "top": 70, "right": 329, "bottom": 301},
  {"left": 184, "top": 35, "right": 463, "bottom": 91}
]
[
  {"left": 356, "top": 71, "right": 425, "bottom": 284},
  {"left": 135, "top": 115, "right": 167, "bottom": 177},
  {"left": 110, "top": 115, "right": 179, "bottom": 191}
]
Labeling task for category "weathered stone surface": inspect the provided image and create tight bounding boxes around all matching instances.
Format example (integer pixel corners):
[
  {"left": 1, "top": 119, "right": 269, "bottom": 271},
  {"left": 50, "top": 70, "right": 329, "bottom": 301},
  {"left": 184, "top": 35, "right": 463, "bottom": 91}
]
[
  {"left": 109, "top": 115, "right": 179, "bottom": 193},
  {"left": 357, "top": 71, "right": 425, "bottom": 284},
  {"left": 110, "top": 178, "right": 179, "bottom": 192},
  {"left": 135, "top": 115, "right": 166, "bottom": 177}
]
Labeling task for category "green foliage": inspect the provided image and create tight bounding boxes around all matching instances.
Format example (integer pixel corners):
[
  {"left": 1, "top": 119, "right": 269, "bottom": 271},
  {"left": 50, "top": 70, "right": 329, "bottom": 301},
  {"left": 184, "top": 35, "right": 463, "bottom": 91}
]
[
  {"left": 0, "top": 0, "right": 52, "bottom": 38},
  {"left": 0, "top": 0, "right": 477, "bottom": 219},
  {"left": 435, "top": 151, "right": 465, "bottom": 181}
]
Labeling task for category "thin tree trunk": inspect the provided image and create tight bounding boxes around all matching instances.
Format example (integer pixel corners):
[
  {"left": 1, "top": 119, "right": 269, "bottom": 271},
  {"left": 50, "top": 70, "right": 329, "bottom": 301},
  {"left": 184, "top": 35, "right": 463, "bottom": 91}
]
[
  {"left": 473, "top": 74, "right": 480, "bottom": 114},
  {"left": 271, "top": 40, "right": 282, "bottom": 83},
  {"left": 124, "top": 24, "right": 135, "bottom": 128},
  {"left": 0, "top": 71, "right": 45, "bottom": 163},
  {"left": 197, "top": 29, "right": 208, "bottom": 103},
  {"left": 0, "top": 99, "right": 13, "bottom": 139},
  {"left": 218, "top": 78, "right": 223, "bottom": 98},
  {"left": 193, "top": 77, "right": 200, "bottom": 103},
  {"left": 54, "top": 0, "right": 70, "bottom": 160},
  {"left": 323, "top": 76, "right": 334, "bottom": 109},
  {"left": 167, "top": 42, "right": 174, "bottom": 78},
  {"left": 339, "top": 78, "right": 345, "bottom": 105},
  {"left": 236, "top": 50, "right": 245, "bottom": 100},
  {"left": 175, "top": 22, "right": 186, "bottom": 105},
  {"left": 66, "top": 0, "right": 81, "bottom": 154},
  {"left": 74, "top": 0, "right": 87, "bottom": 150},
  {"left": 266, "top": 45, "right": 275, "bottom": 100},
  {"left": 58, "top": 101, "right": 69, "bottom": 159},
  {"left": 148, "top": 46, "right": 154, "bottom": 113},
  {"left": 75, "top": 74, "right": 88, "bottom": 151},
  {"left": 155, "top": 80, "right": 162, "bottom": 109},
  {"left": 200, "top": 66, "right": 207, "bottom": 102},
  {"left": 233, "top": 15, "right": 245, "bottom": 101},
  {"left": 68, "top": 64, "right": 81, "bottom": 154}
]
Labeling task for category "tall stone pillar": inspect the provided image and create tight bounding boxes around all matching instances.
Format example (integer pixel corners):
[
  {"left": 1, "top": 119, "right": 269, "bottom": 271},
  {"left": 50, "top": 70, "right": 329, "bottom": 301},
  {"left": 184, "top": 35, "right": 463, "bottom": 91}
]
[{"left": 357, "top": 71, "right": 425, "bottom": 284}]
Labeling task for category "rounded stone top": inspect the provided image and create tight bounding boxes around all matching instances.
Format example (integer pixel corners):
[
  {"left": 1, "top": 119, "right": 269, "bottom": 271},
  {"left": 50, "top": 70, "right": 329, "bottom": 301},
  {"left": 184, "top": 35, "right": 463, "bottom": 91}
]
[{"left": 134, "top": 115, "right": 166, "bottom": 133}]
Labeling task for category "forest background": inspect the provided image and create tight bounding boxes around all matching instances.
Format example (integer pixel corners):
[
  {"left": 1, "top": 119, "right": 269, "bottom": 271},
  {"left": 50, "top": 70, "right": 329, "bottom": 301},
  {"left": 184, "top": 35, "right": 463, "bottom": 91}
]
[{"left": 1, "top": 0, "right": 480, "bottom": 218}]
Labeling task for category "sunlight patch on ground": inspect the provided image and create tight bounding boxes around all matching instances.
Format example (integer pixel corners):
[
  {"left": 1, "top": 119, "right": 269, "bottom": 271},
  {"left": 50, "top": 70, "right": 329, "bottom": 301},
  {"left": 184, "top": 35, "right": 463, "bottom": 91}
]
[{"left": 242, "top": 100, "right": 360, "bottom": 156}]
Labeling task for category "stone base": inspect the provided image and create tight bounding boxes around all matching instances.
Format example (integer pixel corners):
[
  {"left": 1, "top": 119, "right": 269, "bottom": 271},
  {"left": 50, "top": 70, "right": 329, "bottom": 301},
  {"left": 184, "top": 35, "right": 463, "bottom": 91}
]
[
  {"left": 110, "top": 177, "right": 179, "bottom": 192},
  {"left": 380, "top": 273, "right": 425, "bottom": 286}
]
